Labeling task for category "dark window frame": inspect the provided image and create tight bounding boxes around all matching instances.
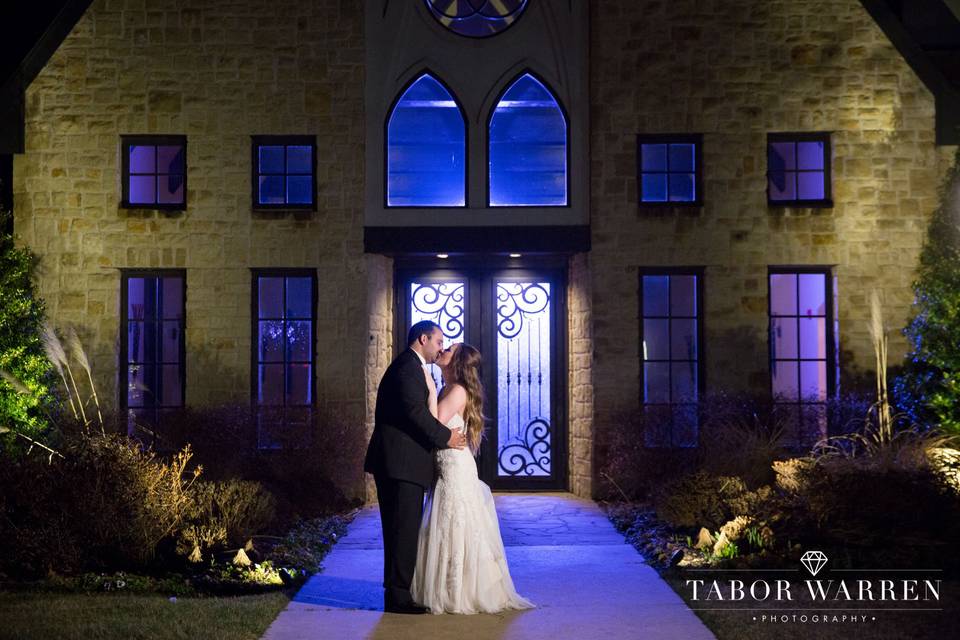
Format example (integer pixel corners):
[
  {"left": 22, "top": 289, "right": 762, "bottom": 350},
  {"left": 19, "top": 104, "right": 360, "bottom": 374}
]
[
  {"left": 383, "top": 70, "right": 469, "bottom": 209},
  {"left": 118, "top": 268, "right": 187, "bottom": 443},
  {"left": 250, "top": 268, "right": 319, "bottom": 448},
  {"left": 767, "top": 266, "right": 838, "bottom": 446},
  {"left": 120, "top": 135, "right": 188, "bottom": 210},
  {"left": 485, "top": 69, "right": 572, "bottom": 209},
  {"left": 766, "top": 132, "right": 833, "bottom": 208},
  {"left": 636, "top": 133, "right": 704, "bottom": 207},
  {"left": 638, "top": 267, "right": 706, "bottom": 448},
  {"left": 250, "top": 135, "right": 318, "bottom": 211}
]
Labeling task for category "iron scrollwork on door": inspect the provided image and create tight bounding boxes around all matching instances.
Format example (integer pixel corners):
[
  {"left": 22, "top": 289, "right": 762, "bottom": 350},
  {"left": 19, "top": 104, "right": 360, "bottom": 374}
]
[
  {"left": 498, "top": 417, "right": 551, "bottom": 476},
  {"left": 410, "top": 281, "right": 465, "bottom": 389},
  {"left": 496, "top": 282, "right": 552, "bottom": 477},
  {"left": 411, "top": 282, "right": 465, "bottom": 341}
]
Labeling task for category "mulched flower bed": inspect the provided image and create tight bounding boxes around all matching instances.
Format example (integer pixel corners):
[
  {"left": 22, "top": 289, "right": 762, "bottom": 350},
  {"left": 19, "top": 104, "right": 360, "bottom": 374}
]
[
  {"left": 602, "top": 501, "right": 795, "bottom": 573},
  {"left": 1, "top": 511, "right": 358, "bottom": 598}
]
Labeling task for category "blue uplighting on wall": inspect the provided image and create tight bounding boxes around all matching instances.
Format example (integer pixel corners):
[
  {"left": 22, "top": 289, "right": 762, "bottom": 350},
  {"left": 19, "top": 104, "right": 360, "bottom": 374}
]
[
  {"left": 489, "top": 73, "right": 567, "bottom": 207},
  {"left": 387, "top": 74, "right": 466, "bottom": 207}
]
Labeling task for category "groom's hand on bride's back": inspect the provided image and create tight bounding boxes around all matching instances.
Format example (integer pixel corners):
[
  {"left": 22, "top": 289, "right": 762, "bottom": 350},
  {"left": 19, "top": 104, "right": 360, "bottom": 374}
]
[{"left": 447, "top": 428, "right": 467, "bottom": 449}]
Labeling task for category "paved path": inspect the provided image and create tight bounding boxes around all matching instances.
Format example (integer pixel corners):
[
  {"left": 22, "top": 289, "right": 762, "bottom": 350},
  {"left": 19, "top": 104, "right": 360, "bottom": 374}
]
[{"left": 261, "top": 492, "right": 715, "bottom": 640}]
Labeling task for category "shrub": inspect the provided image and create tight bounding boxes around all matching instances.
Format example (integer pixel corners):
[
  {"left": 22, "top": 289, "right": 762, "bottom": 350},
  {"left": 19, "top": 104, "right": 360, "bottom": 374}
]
[
  {"left": 895, "top": 149, "right": 960, "bottom": 434},
  {"left": 60, "top": 433, "right": 201, "bottom": 570},
  {"left": 0, "top": 209, "right": 55, "bottom": 448},
  {"left": 178, "top": 479, "right": 277, "bottom": 560},
  {"left": 695, "top": 392, "right": 793, "bottom": 488},
  {"left": 772, "top": 457, "right": 813, "bottom": 494},
  {"left": 795, "top": 456, "right": 960, "bottom": 550},
  {"left": 652, "top": 471, "right": 749, "bottom": 530},
  {"left": 0, "top": 431, "right": 201, "bottom": 577},
  {"left": 595, "top": 391, "right": 879, "bottom": 501},
  {"left": 151, "top": 404, "right": 367, "bottom": 522},
  {"left": 594, "top": 407, "right": 697, "bottom": 502},
  {"left": 0, "top": 453, "right": 81, "bottom": 577}
]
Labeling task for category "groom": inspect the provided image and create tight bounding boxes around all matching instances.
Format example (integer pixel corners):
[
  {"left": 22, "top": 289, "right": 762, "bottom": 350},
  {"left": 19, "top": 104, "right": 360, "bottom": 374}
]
[{"left": 363, "top": 320, "right": 467, "bottom": 614}]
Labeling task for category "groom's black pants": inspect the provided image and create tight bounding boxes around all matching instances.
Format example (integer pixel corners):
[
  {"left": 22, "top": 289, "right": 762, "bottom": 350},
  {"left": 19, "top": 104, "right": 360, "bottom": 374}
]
[{"left": 374, "top": 474, "right": 424, "bottom": 608}]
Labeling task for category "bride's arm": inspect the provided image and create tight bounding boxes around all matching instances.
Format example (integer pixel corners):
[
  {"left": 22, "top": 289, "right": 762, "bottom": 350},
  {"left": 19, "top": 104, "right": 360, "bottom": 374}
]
[{"left": 437, "top": 383, "right": 467, "bottom": 426}]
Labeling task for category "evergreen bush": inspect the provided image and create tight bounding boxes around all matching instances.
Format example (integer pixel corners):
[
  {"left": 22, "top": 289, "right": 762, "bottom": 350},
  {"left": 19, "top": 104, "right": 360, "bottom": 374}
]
[
  {"left": 895, "top": 151, "right": 960, "bottom": 434},
  {"left": 0, "top": 209, "right": 55, "bottom": 449}
]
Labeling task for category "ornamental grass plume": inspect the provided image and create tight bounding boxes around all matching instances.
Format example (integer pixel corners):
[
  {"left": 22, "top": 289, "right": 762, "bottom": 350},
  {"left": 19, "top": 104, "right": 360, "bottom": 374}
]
[
  {"left": 812, "top": 289, "right": 960, "bottom": 469},
  {"left": 868, "top": 289, "right": 893, "bottom": 445},
  {"left": 66, "top": 325, "right": 105, "bottom": 435},
  {"left": 40, "top": 321, "right": 79, "bottom": 421},
  {"left": 0, "top": 368, "right": 29, "bottom": 395}
]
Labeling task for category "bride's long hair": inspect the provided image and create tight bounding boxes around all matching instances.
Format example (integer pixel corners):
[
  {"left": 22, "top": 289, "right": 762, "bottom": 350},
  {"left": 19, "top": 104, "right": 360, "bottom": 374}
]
[{"left": 446, "top": 343, "right": 486, "bottom": 455}]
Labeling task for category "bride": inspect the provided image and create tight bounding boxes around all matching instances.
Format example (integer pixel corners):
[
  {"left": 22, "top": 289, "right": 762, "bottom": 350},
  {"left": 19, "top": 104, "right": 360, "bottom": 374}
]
[{"left": 410, "top": 342, "right": 536, "bottom": 615}]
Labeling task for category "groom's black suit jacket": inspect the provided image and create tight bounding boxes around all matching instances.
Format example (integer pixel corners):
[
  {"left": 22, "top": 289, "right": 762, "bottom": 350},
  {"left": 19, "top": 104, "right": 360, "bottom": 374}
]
[{"left": 364, "top": 348, "right": 452, "bottom": 489}]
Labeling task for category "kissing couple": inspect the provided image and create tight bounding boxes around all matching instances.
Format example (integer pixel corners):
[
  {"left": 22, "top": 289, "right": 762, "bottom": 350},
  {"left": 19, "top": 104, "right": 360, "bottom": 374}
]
[{"left": 363, "top": 320, "right": 536, "bottom": 615}]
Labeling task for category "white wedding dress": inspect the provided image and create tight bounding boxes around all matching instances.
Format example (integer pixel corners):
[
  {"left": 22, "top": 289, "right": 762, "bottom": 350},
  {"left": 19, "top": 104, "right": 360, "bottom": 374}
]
[{"left": 410, "top": 413, "right": 536, "bottom": 615}]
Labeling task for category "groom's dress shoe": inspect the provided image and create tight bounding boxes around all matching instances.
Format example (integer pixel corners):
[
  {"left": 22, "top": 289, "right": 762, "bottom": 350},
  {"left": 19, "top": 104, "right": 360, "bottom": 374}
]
[{"left": 385, "top": 603, "right": 429, "bottom": 615}]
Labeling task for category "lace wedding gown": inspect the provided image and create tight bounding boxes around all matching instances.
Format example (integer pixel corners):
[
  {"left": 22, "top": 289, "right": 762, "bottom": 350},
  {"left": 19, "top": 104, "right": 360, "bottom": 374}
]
[{"left": 410, "top": 413, "right": 536, "bottom": 615}]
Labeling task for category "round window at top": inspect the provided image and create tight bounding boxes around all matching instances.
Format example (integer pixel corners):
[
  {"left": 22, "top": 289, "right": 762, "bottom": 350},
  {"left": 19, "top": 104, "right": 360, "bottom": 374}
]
[{"left": 425, "top": 0, "right": 528, "bottom": 38}]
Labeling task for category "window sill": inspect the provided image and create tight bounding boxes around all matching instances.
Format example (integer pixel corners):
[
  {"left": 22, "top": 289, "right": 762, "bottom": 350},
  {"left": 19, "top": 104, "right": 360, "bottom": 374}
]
[
  {"left": 768, "top": 199, "right": 834, "bottom": 209},
  {"left": 120, "top": 203, "right": 186, "bottom": 211},
  {"left": 638, "top": 200, "right": 703, "bottom": 208}
]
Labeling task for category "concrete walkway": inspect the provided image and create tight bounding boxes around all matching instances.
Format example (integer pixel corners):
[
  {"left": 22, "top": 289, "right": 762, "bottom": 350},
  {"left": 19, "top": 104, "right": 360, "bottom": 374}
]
[{"left": 261, "top": 492, "right": 715, "bottom": 640}]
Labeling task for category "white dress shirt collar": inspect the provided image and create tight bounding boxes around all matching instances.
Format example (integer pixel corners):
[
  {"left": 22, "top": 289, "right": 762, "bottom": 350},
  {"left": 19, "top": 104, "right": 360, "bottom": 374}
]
[{"left": 411, "top": 348, "right": 427, "bottom": 367}]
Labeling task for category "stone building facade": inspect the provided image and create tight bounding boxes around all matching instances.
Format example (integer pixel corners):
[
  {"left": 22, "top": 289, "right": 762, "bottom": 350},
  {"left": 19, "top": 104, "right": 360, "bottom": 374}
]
[{"left": 9, "top": 0, "right": 956, "bottom": 502}]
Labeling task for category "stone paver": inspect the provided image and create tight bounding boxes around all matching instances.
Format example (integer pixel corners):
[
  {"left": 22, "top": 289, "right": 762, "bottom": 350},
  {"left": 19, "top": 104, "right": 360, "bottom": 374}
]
[{"left": 261, "top": 492, "right": 715, "bottom": 640}]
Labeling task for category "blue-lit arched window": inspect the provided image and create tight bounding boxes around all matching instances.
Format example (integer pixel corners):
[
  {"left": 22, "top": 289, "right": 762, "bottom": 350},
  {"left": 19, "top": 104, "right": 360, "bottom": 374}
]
[
  {"left": 489, "top": 73, "right": 567, "bottom": 207},
  {"left": 387, "top": 74, "right": 466, "bottom": 207}
]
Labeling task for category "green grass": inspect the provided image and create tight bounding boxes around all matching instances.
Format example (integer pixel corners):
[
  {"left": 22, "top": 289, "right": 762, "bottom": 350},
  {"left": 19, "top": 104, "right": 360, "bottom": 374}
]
[{"left": 0, "top": 589, "right": 292, "bottom": 640}]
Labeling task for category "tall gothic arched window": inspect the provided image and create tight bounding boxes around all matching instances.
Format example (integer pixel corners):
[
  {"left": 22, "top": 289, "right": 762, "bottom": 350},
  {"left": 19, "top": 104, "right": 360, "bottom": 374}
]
[
  {"left": 488, "top": 73, "right": 567, "bottom": 207},
  {"left": 386, "top": 74, "right": 466, "bottom": 207}
]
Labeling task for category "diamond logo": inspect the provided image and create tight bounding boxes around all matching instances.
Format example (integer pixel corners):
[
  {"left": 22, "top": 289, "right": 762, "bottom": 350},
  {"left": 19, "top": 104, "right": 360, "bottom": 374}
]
[{"left": 801, "top": 550, "right": 828, "bottom": 576}]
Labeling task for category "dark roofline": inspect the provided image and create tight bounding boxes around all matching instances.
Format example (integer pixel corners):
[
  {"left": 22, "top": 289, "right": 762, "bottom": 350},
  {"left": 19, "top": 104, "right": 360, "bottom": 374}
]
[
  {"left": 860, "top": 0, "right": 960, "bottom": 144},
  {"left": 946, "top": 0, "right": 960, "bottom": 22},
  {"left": 0, "top": 0, "right": 93, "bottom": 154}
]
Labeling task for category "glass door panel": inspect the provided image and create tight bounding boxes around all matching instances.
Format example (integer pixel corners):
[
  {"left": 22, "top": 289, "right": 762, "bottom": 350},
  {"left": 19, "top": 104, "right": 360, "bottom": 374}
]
[{"left": 495, "top": 281, "right": 552, "bottom": 477}]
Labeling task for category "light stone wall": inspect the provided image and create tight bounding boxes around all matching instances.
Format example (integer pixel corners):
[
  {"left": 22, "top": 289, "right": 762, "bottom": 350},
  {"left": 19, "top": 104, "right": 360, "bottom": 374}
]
[
  {"left": 11, "top": 0, "right": 957, "bottom": 502},
  {"left": 588, "top": 0, "right": 957, "bottom": 485},
  {"left": 568, "top": 252, "right": 594, "bottom": 498},
  {"left": 12, "top": 0, "right": 368, "bottom": 493},
  {"left": 363, "top": 253, "right": 393, "bottom": 503}
]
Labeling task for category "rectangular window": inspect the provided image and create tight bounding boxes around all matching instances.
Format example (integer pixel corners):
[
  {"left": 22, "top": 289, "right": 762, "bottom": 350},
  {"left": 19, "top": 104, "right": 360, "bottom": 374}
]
[
  {"left": 251, "top": 135, "right": 317, "bottom": 209},
  {"left": 640, "top": 269, "right": 703, "bottom": 447},
  {"left": 636, "top": 134, "right": 703, "bottom": 205},
  {"left": 252, "top": 269, "right": 317, "bottom": 448},
  {"left": 767, "top": 132, "right": 832, "bottom": 206},
  {"left": 121, "top": 135, "right": 187, "bottom": 209},
  {"left": 768, "top": 268, "right": 837, "bottom": 446},
  {"left": 120, "top": 270, "right": 186, "bottom": 442}
]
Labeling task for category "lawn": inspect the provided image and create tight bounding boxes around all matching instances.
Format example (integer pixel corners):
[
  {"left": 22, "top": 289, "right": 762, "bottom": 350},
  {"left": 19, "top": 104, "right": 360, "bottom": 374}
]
[{"left": 0, "top": 589, "right": 292, "bottom": 640}]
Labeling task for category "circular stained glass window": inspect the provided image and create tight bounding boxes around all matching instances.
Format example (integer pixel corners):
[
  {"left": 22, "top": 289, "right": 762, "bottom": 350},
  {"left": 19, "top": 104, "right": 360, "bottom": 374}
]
[{"left": 425, "top": 0, "right": 528, "bottom": 38}]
